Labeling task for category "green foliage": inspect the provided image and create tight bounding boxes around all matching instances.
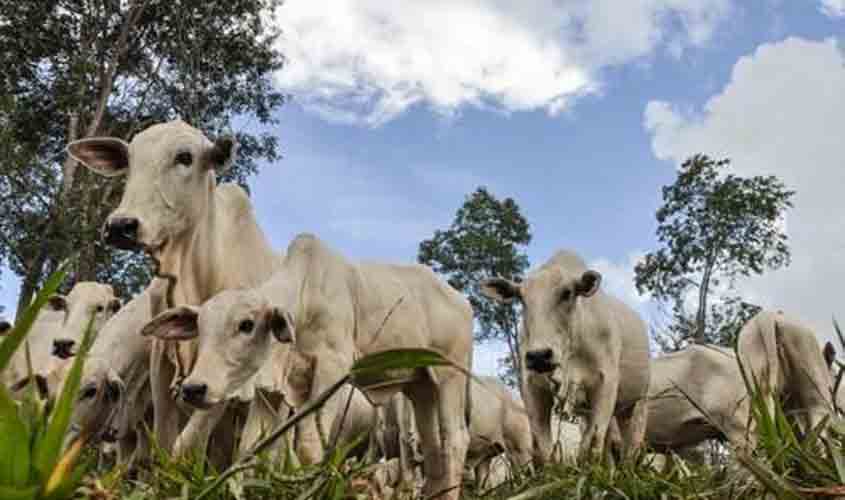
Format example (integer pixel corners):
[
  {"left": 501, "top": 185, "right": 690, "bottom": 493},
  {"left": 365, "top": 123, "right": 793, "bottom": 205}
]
[
  {"left": 0, "top": 0, "right": 286, "bottom": 314},
  {"left": 0, "top": 265, "right": 98, "bottom": 499},
  {"left": 635, "top": 154, "right": 794, "bottom": 346},
  {"left": 418, "top": 187, "right": 531, "bottom": 387}
]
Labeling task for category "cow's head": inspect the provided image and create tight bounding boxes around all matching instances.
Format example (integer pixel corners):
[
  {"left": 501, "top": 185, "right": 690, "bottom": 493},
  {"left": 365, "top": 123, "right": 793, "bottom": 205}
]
[
  {"left": 480, "top": 266, "right": 601, "bottom": 380},
  {"left": 141, "top": 289, "right": 295, "bottom": 408},
  {"left": 50, "top": 282, "right": 121, "bottom": 361},
  {"left": 66, "top": 120, "right": 238, "bottom": 254}
]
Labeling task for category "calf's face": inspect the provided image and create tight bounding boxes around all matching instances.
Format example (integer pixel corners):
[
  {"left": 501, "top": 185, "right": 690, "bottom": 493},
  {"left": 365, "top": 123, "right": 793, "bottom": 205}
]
[
  {"left": 66, "top": 120, "right": 237, "bottom": 254},
  {"left": 50, "top": 282, "right": 121, "bottom": 361},
  {"left": 141, "top": 290, "right": 295, "bottom": 408},
  {"left": 480, "top": 268, "right": 601, "bottom": 381}
]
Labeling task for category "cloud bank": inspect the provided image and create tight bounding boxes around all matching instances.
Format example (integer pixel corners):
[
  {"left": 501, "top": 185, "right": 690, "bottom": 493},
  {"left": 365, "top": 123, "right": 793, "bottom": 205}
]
[{"left": 272, "top": 0, "right": 733, "bottom": 125}]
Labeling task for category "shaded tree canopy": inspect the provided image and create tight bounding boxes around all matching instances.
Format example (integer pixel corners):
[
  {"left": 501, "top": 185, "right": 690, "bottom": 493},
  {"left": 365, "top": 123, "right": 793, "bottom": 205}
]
[
  {"left": 418, "top": 187, "right": 531, "bottom": 387},
  {"left": 0, "top": 0, "right": 287, "bottom": 315},
  {"left": 635, "top": 154, "right": 794, "bottom": 346}
]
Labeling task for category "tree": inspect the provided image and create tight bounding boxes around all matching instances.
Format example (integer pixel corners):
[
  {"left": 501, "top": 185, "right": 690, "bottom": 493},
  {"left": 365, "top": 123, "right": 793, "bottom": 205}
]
[
  {"left": 0, "top": 0, "right": 286, "bottom": 316},
  {"left": 635, "top": 155, "right": 794, "bottom": 346},
  {"left": 418, "top": 187, "right": 531, "bottom": 388}
]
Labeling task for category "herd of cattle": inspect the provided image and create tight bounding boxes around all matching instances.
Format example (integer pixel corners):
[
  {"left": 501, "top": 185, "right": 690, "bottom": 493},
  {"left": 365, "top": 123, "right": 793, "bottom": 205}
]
[{"left": 0, "top": 120, "right": 840, "bottom": 498}]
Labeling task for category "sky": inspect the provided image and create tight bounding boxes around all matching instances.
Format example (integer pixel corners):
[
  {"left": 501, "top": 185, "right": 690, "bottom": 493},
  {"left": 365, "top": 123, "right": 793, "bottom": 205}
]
[{"left": 2, "top": 0, "right": 844, "bottom": 377}]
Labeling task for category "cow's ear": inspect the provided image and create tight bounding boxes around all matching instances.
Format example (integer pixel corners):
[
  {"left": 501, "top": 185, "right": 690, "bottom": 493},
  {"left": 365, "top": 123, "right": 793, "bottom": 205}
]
[
  {"left": 479, "top": 278, "right": 521, "bottom": 304},
  {"left": 204, "top": 135, "right": 238, "bottom": 173},
  {"left": 48, "top": 294, "right": 68, "bottom": 312},
  {"left": 575, "top": 270, "right": 602, "bottom": 298},
  {"left": 108, "top": 298, "right": 122, "bottom": 314},
  {"left": 141, "top": 306, "right": 200, "bottom": 341},
  {"left": 66, "top": 137, "right": 130, "bottom": 177},
  {"left": 267, "top": 307, "right": 295, "bottom": 344},
  {"left": 824, "top": 341, "right": 837, "bottom": 369},
  {"left": 0, "top": 320, "right": 11, "bottom": 336}
]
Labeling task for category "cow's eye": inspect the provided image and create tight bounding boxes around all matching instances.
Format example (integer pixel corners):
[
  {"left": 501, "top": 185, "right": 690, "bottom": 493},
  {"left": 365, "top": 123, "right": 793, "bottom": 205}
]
[
  {"left": 80, "top": 385, "right": 97, "bottom": 400},
  {"left": 175, "top": 151, "right": 193, "bottom": 166},
  {"left": 560, "top": 289, "right": 572, "bottom": 302},
  {"left": 238, "top": 319, "right": 255, "bottom": 334},
  {"left": 96, "top": 305, "right": 104, "bottom": 313}
]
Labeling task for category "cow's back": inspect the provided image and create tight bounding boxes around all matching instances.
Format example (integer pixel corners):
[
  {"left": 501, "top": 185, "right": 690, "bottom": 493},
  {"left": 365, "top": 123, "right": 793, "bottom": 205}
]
[
  {"left": 355, "top": 262, "right": 473, "bottom": 362},
  {"left": 646, "top": 345, "right": 744, "bottom": 449}
]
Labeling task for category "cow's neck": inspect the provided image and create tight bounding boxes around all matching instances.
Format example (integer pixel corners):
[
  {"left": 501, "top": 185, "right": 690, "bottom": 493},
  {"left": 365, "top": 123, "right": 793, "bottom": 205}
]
[{"left": 160, "top": 184, "right": 278, "bottom": 307}]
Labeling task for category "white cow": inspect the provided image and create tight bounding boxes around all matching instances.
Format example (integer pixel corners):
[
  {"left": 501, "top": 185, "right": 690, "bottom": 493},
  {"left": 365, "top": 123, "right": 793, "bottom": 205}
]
[
  {"left": 641, "top": 345, "right": 750, "bottom": 453},
  {"left": 466, "top": 376, "right": 533, "bottom": 489},
  {"left": 7, "top": 281, "right": 120, "bottom": 400},
  {"left": 71, "top": 281, "right": 165, "bottom": 466},
  {"left": 480, "top": 250, "right": 651, "bottom": 463},
  {"left": 142, "top": 233, "right": 474, "bottom": 500},
  {"left": 737, "top": 310, "right": 835, "bottom": 436},
  {"left": 68, "top": 120, "right": 282, "bottom": 462}
]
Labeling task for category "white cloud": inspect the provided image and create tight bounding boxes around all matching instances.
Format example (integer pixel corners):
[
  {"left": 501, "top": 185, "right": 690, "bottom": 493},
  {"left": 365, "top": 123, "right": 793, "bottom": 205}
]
[
  {"left": 272, "top": 0, "right": 732, "bottom": 125},
  {"left": 820, "top": 0, "right": 845, "bottom": 17},
  {"left": 590, "top": 252, "right": 649, "bottom": 312},
  {"left": 644, "top": 36, "right": 845, "bottom": 345}
]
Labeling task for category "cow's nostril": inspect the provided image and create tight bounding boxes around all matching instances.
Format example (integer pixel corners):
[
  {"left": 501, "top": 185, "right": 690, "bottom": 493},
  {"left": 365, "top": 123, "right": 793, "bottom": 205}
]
[
  {"left": 525, "top": 348, "right": 556, "bottom": 373},
  {"left": 104, "top": 217, "right": 140, "bottom": 250},
  {"left": 52, "top": 339, "right": 76, "bottom": 359},
  {"left": 104, "top": 379, "right": 122, "bottom": 401},
  {"left": 180, "top": 383, "right": 208, "bottom": 405}
]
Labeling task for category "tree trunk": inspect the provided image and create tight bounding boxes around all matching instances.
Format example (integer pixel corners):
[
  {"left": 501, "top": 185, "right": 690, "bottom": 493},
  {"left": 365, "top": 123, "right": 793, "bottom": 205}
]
[{"left": 694, "top": 255, "right": 717, "bottom": 344}]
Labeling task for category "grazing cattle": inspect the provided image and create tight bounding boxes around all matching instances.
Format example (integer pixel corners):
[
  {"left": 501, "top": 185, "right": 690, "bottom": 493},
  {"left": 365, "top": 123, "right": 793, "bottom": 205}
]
[
  {"left": 70, "top": 281, "right": 164, "bottom": 466},
  {"left": 480, "top": 250, "right": 650, "bottom": 462},
  {"left": 642, "top": 345, "right": 750, "bottom": 452},
  {"left": 466, "top": 376, "right": 532, "bottom": 489},
  {"left": 68, "top": 120, "right": 281, "bottom": 461},
  {"left": 737, "top": 310, "right": 835, "bottom": 436},
  {"left": 142, "top": 233, "right": 474, "bottom": 499}
]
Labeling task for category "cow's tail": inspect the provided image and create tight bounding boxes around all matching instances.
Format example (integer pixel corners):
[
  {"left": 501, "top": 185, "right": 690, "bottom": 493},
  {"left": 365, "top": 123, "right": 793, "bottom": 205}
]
[
  {"left": 465, "top": 362, "right": 472, "bottom": 429},
  {"left": 759, "top": 312, "right": 781, "bottom": 401}
]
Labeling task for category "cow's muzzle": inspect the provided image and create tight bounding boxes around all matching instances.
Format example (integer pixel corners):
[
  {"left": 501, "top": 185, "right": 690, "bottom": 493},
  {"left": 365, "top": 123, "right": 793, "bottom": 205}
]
[
  {"left": 525, "top": 348, "right": 557, "bottom": 374},
  {"left": 52, "top": 338, "right": 76, "bottom": 360},
  {"left": 180, "top": 382, "right": 209, "bottom": 407},
  {"left": 103, "top": 216, "right": 141, "bottom": 250}
]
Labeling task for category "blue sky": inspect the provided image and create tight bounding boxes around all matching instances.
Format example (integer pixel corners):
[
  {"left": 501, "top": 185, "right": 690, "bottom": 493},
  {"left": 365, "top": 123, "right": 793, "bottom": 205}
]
[{"left": 2, "top": 0, "right": 844, "bottom": 377}]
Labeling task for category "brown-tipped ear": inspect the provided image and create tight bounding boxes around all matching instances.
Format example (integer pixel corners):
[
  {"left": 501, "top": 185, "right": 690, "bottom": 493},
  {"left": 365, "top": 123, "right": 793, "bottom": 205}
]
[
  {"left": 66, "top": 137, "right": 130, "bottom": 177},
  {"left": 108, "top": 298, "right": 122, "bottom": 314},
  {"left": 0, "top": 320, "right": 11, "bottom": 336},
  {"left": 204, "top": 135, "right": 238, "bottom": 173},
  {"left": 575, "top": 270, "right": 602, "bottom": 298},
  {"left": 267, "top": 307, "right": 295, "bottom": 344},
  {"left": 824, "top": 341, "right": 837, "bottom": 369},
  {"left": 140, "top": 306, "right": 200, "bottom": 341},
  {"left": 48, "top": 294, "right": 68, "bottom": 312},
  {"left": 479, "top": 277, "right": 521, "bottom": 304}
]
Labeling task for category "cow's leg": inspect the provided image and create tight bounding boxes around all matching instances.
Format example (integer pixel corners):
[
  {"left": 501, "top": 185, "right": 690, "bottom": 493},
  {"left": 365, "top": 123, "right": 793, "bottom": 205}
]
[
  {"left": 407, "top": 369, "right": 469, "bottom": 500},
  {"left": 298, "top": 349, "right": 352, "bottom": 465},
  {"left": 173, "top": 403, "right": 228, "bottom": 460},
  {"left": 150, "top": 341, "right": 180, "bottom": 452},
  {"left": 617, "top": 399, "right": 647, "bottom": 461},
  {"left": 523, "top": 377, "right": 554, "bottom": 465},
  {"left": 475, "top": 459, "right": 491, "bottom": 491},
  {"left": 581, "top": 373, "right": 618, "bottom": 462},
  {"left": 238, "top": 393, "right": 281, "bottom": 460}
]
